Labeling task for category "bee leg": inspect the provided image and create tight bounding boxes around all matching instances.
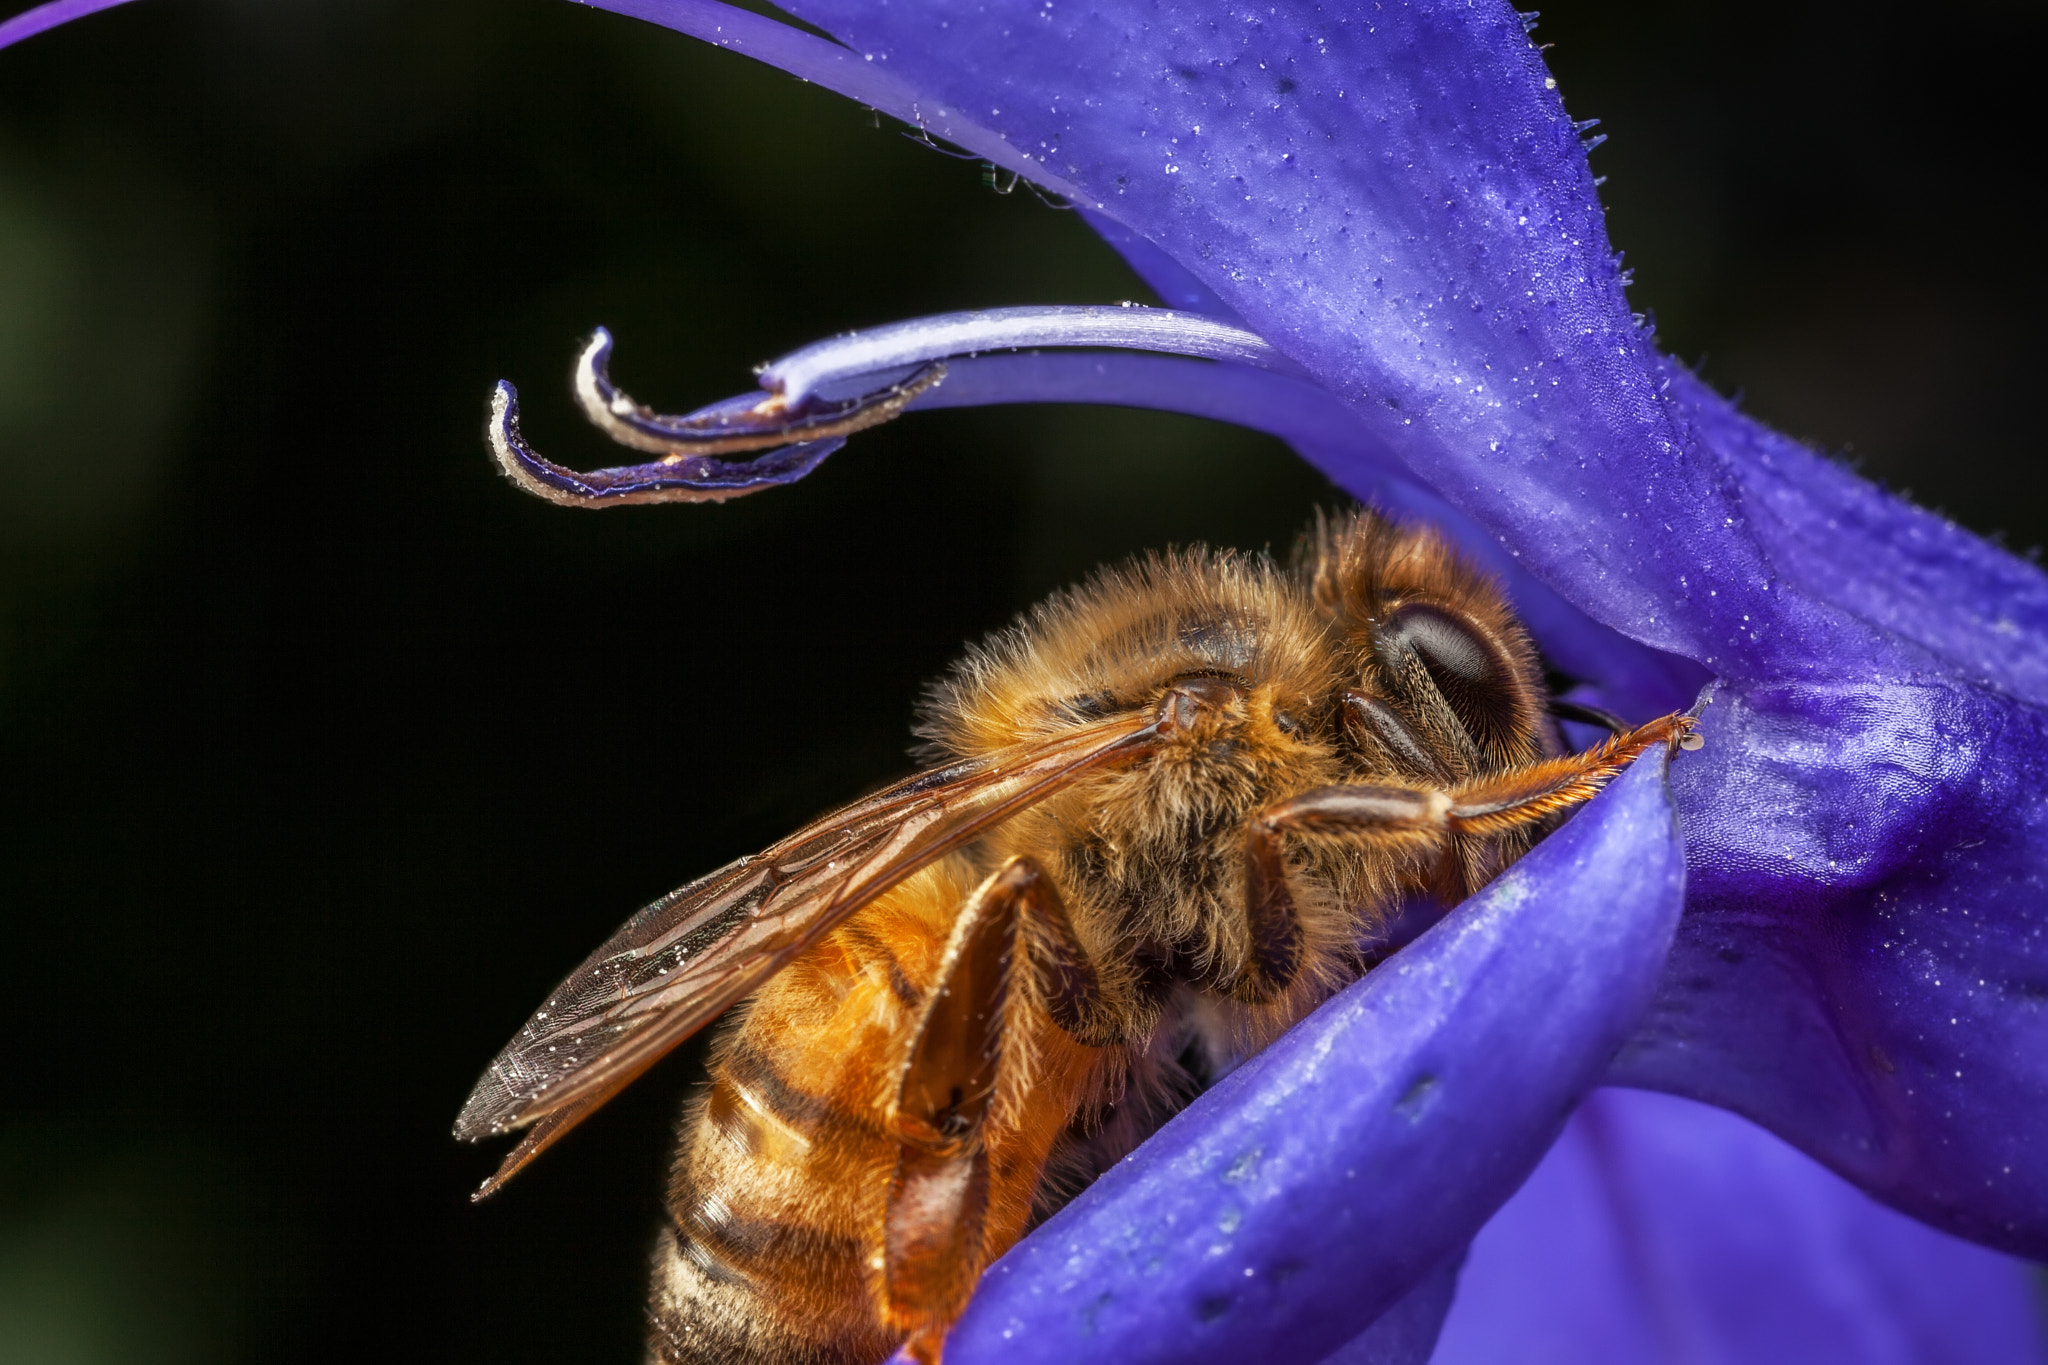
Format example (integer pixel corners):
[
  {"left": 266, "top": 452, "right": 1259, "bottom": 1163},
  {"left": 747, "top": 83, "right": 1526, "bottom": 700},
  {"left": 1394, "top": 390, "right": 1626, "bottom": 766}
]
[
  {"left": 882, "top": 860, "right": 1022, "bottom": 1364},
  {"left": 882, "top": 855, "right": 1117, "bottom": 1363},
  {"left": 1006, "top": 856, "right": 1123, "bottom": 1049},
  {"left": 885, "top": 1135, "right": 987, "bottom": 1365},
  {"left": 1243, "top": 711, "right": 1698, "bottom": 995},
  {"left": 1228, "top": 797, "right": 1331, "bottom": 1005},
  {"left": 1437, "top": 709, "right": 1695, "bottom": 840}
]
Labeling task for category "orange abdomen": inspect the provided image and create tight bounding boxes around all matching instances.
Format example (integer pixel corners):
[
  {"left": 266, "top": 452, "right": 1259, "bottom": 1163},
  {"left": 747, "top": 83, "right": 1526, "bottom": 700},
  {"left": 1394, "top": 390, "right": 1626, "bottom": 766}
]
[{"left": 646, "top": 857, "right": 1095, "bottom": 1365}]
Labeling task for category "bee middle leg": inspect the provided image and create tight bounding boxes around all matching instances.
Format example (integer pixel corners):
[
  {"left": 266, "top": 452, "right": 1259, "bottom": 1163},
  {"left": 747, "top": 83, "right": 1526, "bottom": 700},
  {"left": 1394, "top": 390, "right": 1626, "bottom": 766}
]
[{"left": 884, "top": 855, "right": 1111, "bottom": 1364}]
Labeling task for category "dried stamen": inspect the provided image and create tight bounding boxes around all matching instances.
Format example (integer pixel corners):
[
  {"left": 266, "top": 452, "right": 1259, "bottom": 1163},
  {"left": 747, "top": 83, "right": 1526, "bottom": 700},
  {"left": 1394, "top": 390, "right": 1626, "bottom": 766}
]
[
  {"left": 574, "top": 328, "right": 944, "bottom": 457},
  {"left": 488, "top": 383, "right": 849, "bottom": 509},
  {"left": 489, "top": 305, "right": 1298, "bottom": 509}
]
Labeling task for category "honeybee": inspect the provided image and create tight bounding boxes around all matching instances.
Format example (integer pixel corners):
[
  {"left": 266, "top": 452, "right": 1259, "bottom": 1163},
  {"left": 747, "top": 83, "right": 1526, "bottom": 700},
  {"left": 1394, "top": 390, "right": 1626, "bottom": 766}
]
[{"left": 455, "top": 508, "right": 1692, "bottom": 1365}]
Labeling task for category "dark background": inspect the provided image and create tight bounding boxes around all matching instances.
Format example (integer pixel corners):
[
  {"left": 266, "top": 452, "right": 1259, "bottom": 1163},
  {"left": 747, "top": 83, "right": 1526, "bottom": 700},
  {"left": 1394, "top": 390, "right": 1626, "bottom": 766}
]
[{"left": 0, "top": 1, "right": 2040, "bottom": 1360}]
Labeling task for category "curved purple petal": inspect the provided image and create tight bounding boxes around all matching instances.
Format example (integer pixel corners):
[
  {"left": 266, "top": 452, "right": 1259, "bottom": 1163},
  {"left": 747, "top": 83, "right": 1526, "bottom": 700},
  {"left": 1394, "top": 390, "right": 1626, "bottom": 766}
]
[
  {"left": 1665, "top": 360, "right": 2048, "bottom": 707},
  {"left": 1078, "top": 207, "right": 1243, "bottom": 320},
  {"left": 568, "top": 0, "right": 1090, "bottom": 198},
  {"left": 775, "top": 0, "right": 1850, "bottom": 673},
  {"left": 1317, "top": 1260, "right": 1460, "bottom": 1365},
  {"left": 523, "top": 0, "right": 2048, "bottom": 702},
  {"left": 0, "top": 0, "right": 145, "bottom": 53},
  {"left": 934, "top": 750, "right": 1686, "bottom": 1363},
  {"left": 1613, "top": 682, "right": 2048, "bottom": 1258},
  {"left": 1433, "top": 1088, "right": 2047, "bottom": 1364},
  {"left": 760, "top": 303, "right": 1296, "bottom": 398}
]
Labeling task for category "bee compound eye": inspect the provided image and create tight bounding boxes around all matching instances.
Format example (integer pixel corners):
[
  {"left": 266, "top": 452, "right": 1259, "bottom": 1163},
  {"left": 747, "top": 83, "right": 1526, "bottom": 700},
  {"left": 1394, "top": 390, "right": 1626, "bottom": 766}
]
[{"left": 1378, "top": 602, "right": 1523, "bottom": 750}]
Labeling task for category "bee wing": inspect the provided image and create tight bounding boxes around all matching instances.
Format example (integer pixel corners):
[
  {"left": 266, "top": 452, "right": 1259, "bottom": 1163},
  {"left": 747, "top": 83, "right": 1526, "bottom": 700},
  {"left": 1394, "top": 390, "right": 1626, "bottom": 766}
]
[{"left": 454, "top": 712, "right": 1161, "bottom": 1198}]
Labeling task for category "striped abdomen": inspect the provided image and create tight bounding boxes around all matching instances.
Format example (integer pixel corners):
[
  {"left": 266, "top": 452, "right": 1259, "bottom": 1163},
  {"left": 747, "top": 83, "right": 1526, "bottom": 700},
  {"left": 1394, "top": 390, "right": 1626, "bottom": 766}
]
[{"left": 646, "top": 856, "right": 1097, "bottom": 1365}]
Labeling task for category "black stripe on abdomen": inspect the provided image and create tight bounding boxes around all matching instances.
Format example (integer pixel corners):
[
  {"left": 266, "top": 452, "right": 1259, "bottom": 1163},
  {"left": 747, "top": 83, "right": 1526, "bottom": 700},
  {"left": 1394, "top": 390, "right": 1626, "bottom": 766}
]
[{"left": 684, "top": 1188, "right": 864, "bottom": 1286}]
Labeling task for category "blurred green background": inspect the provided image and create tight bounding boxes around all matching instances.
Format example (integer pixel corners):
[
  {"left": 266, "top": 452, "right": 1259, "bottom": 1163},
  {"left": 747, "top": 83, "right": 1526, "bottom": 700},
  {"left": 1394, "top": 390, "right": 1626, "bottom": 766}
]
[{"left": 0, "top": 1, "right": 2041, "bottom": 1361}]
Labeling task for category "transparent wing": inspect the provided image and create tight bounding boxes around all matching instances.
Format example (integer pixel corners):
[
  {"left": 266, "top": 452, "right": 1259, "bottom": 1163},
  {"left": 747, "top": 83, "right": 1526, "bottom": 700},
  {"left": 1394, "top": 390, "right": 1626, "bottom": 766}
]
[{"left": 454, "top": 712, "right": 1162, "bottom": 1197}]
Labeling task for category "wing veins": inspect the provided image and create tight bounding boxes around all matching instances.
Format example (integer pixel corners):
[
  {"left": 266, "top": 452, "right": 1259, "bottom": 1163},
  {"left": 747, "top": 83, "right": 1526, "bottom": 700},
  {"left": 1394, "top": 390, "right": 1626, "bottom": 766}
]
[{"left": 457, "top": 713, "right": 1161, "bottom": 1196}]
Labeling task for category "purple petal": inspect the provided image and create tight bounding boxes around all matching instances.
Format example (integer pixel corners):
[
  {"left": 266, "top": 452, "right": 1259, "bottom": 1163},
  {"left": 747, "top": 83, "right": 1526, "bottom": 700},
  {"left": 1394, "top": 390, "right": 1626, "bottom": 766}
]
[
  {"left": 1434, "top": 1088, "right": 2047, "bottom": 1364},
  {"left": 1078, "top": 208, "right": 1242, "bottom": 320},
  {"left": 1614, "top": 681, "right": 2048, "bottom": 1259},
  {"left": 1317, "top": 1261, "right": 1460, "bottom": 1365},
  {"left": 758, "top": 304, "right": 1298, "bottom": 399},
  {"left": 774, "top": 0, "right": 1817, "bottom": 669},
  {"left": 598, "top": 0, "right": 2023, "bottom": 695},
  {"left": 937, "top": 750, "right": 1686, "bottom": 1363},
  {"left": 770, "top": 0, "right": 2048, "bottom": 683},
  {"left": 1665, "top": 360, "right": 2048, "bottom": 708},
  {"left": 0, "top": 0, "right": 144, "bottom": 53},
  {"left": 568, "top": 0, "right": 1085, "bottom": 198}
]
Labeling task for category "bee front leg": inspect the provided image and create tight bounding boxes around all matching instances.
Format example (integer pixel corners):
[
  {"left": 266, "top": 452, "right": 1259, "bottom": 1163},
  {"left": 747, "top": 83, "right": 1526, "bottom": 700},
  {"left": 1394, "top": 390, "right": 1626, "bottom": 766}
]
[{"left": 1240, "top": 711, "right": 1697, "bottom": 993}]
